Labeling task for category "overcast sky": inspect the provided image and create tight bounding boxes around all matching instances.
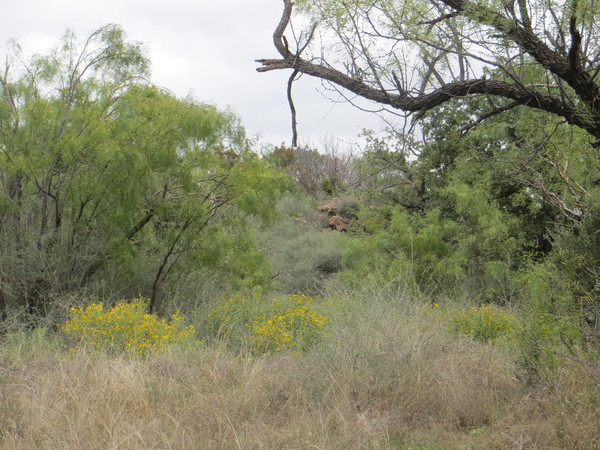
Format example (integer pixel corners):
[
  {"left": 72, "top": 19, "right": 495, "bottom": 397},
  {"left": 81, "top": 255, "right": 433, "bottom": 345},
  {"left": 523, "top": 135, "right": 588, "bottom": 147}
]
[{"left": 1, "top": 0, "right": 391, "bottom": 150}]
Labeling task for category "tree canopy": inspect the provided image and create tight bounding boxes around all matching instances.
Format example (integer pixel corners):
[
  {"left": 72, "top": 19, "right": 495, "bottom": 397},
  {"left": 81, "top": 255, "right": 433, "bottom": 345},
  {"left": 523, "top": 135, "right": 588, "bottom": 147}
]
[
  {"left": 257, "top": 0, "right": 600, "bottom": 146},
  {"left": 0, "top": 25, "right": 289, "bottom": 317}
]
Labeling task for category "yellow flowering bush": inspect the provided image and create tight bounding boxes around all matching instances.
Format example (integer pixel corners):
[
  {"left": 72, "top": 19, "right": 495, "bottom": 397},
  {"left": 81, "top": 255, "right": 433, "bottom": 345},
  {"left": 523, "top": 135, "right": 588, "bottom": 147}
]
[
  {"left": 252, "top": 297, "right": 329, "bottom": 353},
  {"left": 207, "top": 294, "right": 329, "bottom": 354},
  {"left": 63, "top": 298, "right": 196, "bottom": 356},
  {"left": 443, "top": 304, "right": 517, "bottom": 343}
]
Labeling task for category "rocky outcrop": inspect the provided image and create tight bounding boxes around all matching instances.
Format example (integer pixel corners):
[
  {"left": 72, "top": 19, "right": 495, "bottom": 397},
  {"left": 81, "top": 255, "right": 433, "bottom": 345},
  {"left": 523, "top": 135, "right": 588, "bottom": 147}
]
[
  {"left": 317, "top": 198, "right": 352, "bottom": 232},
  {"left": 327, "top": 215, "right": 350, "bottom": 232},
  {"left": 316, "top": 198, "right": 341, "bottom": 215}
]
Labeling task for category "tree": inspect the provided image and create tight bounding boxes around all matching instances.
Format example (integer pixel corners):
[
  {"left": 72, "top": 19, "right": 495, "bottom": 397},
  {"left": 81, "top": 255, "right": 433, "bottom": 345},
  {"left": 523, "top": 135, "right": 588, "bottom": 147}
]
[
  {"left": 257, "top": 0, "right": 600, "bottom": 147},
  {"left": 258, "top": 0, "right": 600, "bottom": 360},
  {"left": 0, "top": 25, "right": 288, "bottom": 318},
  {"left": 268, "top": 140, "right": 356, "bottom": 197}
]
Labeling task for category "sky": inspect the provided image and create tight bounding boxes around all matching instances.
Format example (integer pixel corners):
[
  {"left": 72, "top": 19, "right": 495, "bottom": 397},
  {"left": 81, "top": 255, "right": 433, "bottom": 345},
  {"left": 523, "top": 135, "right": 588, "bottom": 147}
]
[{"left": 0, "top": 0, "right": 391, "bottom": 151}]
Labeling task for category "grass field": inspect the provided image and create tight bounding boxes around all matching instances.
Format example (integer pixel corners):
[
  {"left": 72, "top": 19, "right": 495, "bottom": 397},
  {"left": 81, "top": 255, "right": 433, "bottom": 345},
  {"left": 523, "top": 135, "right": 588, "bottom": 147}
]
[{"left": 0, "top": 291, "right": 598, "bottom": 449}]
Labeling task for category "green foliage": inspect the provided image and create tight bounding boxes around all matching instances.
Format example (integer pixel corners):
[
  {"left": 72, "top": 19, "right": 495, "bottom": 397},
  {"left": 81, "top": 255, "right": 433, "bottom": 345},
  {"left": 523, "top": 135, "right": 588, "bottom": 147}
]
[
  {"left": 442, "top": 174, "right": 524, "bottom": 303},
  {"left": 331, "top": 96, "right": 600, "bottom": 388},
  {"left": 205, "top": 294, "right": 328, "bottom": 354},
  {"left": 441, "top": 304, "right": 517, "bottom": 343},
  {"left": 550, "top": 192, "right": 600, "bottom": 347},
  {"left": 256, "top": 195, "right": 343, "bottom": 295},
  {"left": 63, "top": 298, "right": 196, "bottom": 356},
  {"left": 343, "top": 97, "right": 598, "bottom": 304},
  {"left": 515, "top": 263, "right": 585, "bottom": 383},
  {"left": 336, "top": 196, "right": 361, "bottom": 217},
  {"left": 0, "top": 26, "right": 290, "bottom": 317},
  {"left": 353, "top": 130, "right": 425, "bottom": 209},
  {"left": 340, "top": 208, "right": 464, "bottom": 295}
]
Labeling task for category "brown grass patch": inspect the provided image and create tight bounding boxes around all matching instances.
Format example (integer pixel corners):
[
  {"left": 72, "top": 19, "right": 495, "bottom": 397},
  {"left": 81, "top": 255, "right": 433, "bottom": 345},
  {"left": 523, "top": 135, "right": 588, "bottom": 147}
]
[{"left": 0, "top": 304, "right": 597, "bottom": 449}]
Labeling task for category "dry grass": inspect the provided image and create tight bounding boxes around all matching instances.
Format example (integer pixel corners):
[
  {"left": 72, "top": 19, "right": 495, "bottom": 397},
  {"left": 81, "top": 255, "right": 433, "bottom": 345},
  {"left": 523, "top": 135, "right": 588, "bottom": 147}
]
[{"left": 0, "top": 299, "right": 598, "bottom": 449}]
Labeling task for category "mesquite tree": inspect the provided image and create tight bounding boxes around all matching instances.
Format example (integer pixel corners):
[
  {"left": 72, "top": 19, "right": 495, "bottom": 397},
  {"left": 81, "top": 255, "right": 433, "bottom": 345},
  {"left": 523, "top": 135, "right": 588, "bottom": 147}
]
[
  {"left": 0, "top": 26, "right": 286, "bottom": 318},
  {"left": 257, "top": 0, "right": 600, "bottom": 147},
  {"left": 259, "top": 0, "right": 600, "bottom": 357}
]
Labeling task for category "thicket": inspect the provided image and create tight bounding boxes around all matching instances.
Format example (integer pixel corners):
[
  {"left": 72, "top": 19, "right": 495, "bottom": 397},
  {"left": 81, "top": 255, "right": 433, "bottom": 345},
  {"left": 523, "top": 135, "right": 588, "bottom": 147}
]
[
  {"left": 319, "top": 99, "right": 598, "bottom": 383},
  {"left": 263, "top": 95, "right": 599, "bottom": 384},
  {"left": 0, "top": 25, "right": 289, "bottom": 324},
  {"left": 0, "top": 25, "right": 598, "bottom": 448}
]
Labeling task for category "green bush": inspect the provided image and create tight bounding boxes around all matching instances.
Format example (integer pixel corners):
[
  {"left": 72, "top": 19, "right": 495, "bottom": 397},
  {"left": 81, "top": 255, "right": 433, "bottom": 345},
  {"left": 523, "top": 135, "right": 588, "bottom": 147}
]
[
  {"left": 442, "top": 304, "right": 517, "bottom": 343},
  {"left": 337, "top": 196, "right": 361, "bottom": 217},
  {"left": 206, "top": 294, "right": 328, "bottom": 354},
  {"left": 256, "top": 197, "right": 343, "bottom": 294},
  {"left": 515, "top": 263, "right": 584, "bottom": 384},
  {"left": 63, "top": 298, "right": 196, "bottom": 356}
]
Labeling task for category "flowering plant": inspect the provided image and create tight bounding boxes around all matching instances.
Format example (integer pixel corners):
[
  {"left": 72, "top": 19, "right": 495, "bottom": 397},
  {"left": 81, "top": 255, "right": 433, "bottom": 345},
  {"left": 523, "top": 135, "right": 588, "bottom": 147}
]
[
  {"left": 443, "top": 304, "right": 516, "bottom": 343},
  {"left": 63, "top": 298, "right": 196, "bottom": 356},
  {"left": 208, "top": 294, "right": 328, "bottom": 354}
]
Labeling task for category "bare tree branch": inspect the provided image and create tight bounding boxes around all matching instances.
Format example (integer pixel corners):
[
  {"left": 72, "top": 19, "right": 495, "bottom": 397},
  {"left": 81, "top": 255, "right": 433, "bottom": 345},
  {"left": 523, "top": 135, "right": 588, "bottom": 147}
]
[
  {"left": 287, "top": 69, "right": 299, "bottom": 147},
  {"left": 257, "top": 0, "right": 600, "bottom": 143}
]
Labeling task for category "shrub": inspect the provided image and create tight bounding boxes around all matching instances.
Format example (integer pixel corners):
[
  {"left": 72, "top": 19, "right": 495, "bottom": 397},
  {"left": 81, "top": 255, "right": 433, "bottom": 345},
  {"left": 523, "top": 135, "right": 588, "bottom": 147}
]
[
  {"left": 255, "top": 197, "right": 343, "bottom": 294},
  {"left": 63, "top": 298, "right": 196, "bottom": 356},
  {"left": 514, "top": 262, "right": 584, "bottom": 384},
  {"left": 206, "top": 294, "right": 328, "bottom": 354},
  {"left": 205, "top": 296, "right": 259, "bottom": 344},
  {"left": 443, "top": 304, "right": 517, "bottom": 343},
  {"left": 336, "top": 196, "right": 361, "bottom": 217}
]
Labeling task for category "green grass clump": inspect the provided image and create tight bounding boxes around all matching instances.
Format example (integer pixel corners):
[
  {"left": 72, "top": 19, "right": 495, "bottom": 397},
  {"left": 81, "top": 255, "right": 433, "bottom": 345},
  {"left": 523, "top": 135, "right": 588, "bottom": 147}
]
[
  {"left": 443, "top": 304, "right": 517, "bottom": 343},
  {"left": 63, "top": 297, "right": 196, "bottom": 356},
  {"left": 207, "top": 294, "right": 328, "bottom": 354}
]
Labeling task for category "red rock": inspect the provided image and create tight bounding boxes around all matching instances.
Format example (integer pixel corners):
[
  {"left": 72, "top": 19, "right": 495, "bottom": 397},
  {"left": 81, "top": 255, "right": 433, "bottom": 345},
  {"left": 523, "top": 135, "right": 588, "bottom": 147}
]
[
  {"left": 328, "top": 215, "right": 349, "bottom": 232},
  {"left": 316, "top": 198, "right": 341, "bottom": 215}
]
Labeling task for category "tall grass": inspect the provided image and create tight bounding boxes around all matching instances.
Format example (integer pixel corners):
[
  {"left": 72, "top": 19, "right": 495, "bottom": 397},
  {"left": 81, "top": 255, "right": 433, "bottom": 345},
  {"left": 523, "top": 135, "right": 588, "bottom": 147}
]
[{"left": 0, "top": 288, "right": 598, "bottom": 449}]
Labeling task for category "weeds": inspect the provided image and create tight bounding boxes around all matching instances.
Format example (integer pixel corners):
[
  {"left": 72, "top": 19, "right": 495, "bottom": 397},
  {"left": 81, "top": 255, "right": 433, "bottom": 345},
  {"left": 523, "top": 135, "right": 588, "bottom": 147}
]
[
  {"left": 441, "top": 303, "right": 517, "bottom": 343},
  {"left": 0, "top": 290, "right": 597, "bottom": 448},
  {"left": 206, "top": 294, "right": 328, "bottom": 354},
  {"left": 63, "top": 297, "right": 196, "bottom": 356}
]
